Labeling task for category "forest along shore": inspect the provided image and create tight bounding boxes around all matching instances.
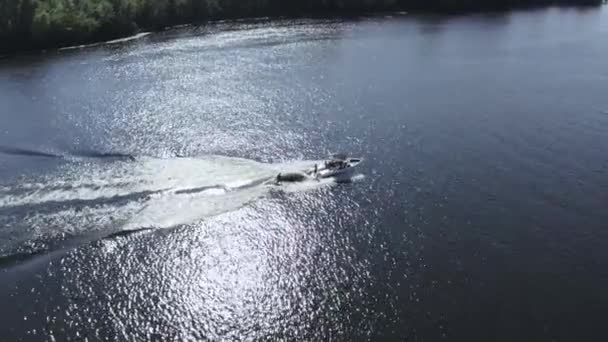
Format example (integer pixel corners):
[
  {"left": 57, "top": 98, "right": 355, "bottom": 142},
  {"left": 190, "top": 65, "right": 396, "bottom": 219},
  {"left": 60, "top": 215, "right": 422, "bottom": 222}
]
[{"left": 0, "top": 0, "right": 605, "bottom": 54}]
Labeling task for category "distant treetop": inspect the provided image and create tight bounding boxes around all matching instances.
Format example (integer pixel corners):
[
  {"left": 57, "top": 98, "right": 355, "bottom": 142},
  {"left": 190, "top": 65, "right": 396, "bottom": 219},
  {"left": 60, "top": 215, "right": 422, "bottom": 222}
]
[{"left": 0, "top": 0, "right": 604, "bottom": 54}]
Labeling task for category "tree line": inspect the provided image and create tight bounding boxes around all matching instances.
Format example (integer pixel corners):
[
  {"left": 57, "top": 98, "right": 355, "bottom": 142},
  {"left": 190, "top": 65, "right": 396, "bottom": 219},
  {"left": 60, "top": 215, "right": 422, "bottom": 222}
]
[{"left": 0, "top": 0, "right": 604, "bottom": 54}]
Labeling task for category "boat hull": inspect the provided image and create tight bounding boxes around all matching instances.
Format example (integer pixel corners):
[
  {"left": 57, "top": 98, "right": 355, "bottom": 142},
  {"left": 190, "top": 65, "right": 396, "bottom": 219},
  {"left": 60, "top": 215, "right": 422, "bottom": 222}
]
[{"left": 316, "top": 158, "right": 361, "bottom": 180}]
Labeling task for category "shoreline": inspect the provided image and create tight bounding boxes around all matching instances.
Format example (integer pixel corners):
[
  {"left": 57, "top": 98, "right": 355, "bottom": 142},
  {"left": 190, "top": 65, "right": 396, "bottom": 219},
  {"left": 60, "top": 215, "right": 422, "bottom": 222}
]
[
  {"left": 58, "top": 32, "right": 152, "bottom": 52},
  {"left": 1, "top": 2, "right": 604, "bottom": 57}
]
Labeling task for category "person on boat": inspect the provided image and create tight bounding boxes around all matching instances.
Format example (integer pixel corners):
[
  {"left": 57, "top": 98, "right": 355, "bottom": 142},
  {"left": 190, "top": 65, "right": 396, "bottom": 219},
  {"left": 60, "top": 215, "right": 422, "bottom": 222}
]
[{"left": 326, "top": 160, "right": 340, "bottom": 169}]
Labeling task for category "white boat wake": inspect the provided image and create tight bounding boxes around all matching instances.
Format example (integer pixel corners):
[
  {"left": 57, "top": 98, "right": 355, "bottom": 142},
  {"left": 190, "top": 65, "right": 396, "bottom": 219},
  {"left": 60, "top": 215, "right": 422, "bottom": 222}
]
[{"left": 0, "top": 155, "right": 361, "bottom": 258}]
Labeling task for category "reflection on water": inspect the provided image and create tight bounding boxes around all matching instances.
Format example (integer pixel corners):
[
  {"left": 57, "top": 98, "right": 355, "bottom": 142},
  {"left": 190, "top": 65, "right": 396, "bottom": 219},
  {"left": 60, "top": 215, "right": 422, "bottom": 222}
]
[
  {"left": 1, "top": 6, "right": 608, "bottom": 342},
  {"left": 51, "top": 197, "right": 371, "bottom": 340}
]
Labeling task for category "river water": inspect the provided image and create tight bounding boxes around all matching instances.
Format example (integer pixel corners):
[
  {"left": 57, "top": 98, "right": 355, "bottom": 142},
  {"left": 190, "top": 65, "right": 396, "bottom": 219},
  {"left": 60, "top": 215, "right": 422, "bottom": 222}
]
[{"left": 1, "top": 6, "right": 607, "bottom": 341}]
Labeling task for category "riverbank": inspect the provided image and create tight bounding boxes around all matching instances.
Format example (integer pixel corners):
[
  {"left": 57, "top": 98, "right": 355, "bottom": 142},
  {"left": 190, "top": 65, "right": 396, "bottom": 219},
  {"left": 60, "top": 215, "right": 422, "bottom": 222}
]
[
  {"left": 57, "top": 32, "right": 151, "bottom": 52},
  {"left": 0, "top": 0, "right": 604, "bottom": 55}
]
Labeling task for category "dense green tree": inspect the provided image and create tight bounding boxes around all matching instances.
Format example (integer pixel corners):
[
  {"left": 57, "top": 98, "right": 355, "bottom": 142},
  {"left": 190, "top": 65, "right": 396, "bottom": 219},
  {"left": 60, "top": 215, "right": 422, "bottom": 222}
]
[{"left": 0, "top": 0, "right": 604, "bottom": 54}]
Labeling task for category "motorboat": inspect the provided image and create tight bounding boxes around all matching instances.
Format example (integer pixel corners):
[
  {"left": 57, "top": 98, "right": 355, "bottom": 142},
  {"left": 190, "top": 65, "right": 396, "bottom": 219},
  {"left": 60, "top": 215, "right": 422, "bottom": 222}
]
[
  {"left": 309, "top": 155, "right": 363, "bottom": 180},
  {"left": 270, "top": 154, "right": 363, "bottom": 185}
]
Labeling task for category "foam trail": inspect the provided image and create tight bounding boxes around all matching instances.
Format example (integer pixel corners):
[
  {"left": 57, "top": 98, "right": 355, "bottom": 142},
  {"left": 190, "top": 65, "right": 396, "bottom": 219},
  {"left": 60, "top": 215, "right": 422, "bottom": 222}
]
[
  {"left": 124, "top": 184, "right": 269, "bottom": 230},
  {"left": 351, "top": 174, "right": 366, "bottom": 182},
  {"left": 121, "top": 158, "right": 328, "bottom": 230},
  {"left": 0, "top": 156, "right": 275, "bottom": 208},
  {"left": 0, "top": 146, "right": 60, "bottom": 158},
  {"left": 278, "top": 176, "right": 337, "bottom": 193},
  {"left": 0, "top": 155, "right": 354, "bottom": 261},
  {"left": 0, "top": 145, "right": 137, "bottom": 161}
]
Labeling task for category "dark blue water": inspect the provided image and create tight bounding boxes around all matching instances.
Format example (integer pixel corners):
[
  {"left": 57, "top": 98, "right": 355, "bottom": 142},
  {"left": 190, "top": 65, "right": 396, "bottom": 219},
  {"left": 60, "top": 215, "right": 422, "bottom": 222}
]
[{"left": 1, "top": 7, "right": 608, "bottom": 341}]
